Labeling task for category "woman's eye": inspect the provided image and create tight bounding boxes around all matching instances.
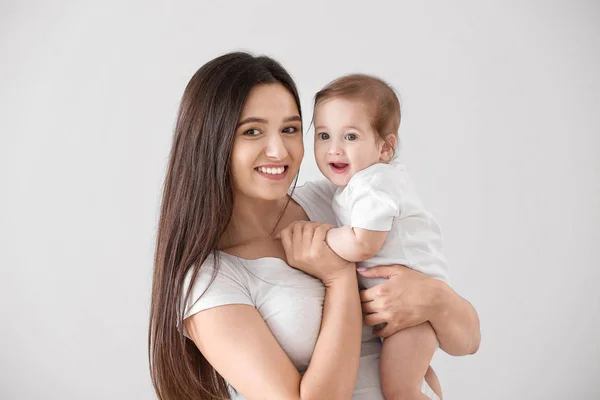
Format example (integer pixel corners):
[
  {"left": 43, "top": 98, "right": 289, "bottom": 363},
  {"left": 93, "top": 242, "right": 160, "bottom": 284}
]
[
  {"left": 318, "top": 132, "right": 330, "bottom": 140},
  {"left": 345, "top": 133, "right": 358, "bottom": 141},
  {"left": 244, "top": 128, "right": 261, "bottom": 136},
  {"left": 282, "top": 126, "right": 298, "bottom": 134}
]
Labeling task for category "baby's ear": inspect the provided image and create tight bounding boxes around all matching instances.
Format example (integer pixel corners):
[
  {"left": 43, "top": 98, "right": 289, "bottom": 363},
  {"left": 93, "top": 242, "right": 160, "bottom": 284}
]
[{"left": 379, "top": 133, "right": 397, "bottom": 162}]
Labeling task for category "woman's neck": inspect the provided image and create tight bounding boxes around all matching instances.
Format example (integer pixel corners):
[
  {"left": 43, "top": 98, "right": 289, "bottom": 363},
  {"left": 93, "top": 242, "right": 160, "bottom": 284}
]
[{"left": 220, "top": 192, "right": 290, "bottom": 249}]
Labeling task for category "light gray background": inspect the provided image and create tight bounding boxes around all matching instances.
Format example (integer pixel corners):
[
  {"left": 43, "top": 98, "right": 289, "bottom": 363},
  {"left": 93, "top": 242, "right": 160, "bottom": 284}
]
[{"left": 1, "top": 1, "right": 599, "bottom": 399}]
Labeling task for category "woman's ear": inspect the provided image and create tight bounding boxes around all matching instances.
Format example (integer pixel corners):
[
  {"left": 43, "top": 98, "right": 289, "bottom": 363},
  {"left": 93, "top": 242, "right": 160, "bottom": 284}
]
[{"left": 379, "top": 133, "right": 397, "bottom": 162}]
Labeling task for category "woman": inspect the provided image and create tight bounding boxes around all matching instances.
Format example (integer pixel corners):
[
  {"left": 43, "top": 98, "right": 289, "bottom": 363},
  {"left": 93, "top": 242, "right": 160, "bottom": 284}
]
[{"left": 148, "top": 52, "right": 480, "bottom": 400}]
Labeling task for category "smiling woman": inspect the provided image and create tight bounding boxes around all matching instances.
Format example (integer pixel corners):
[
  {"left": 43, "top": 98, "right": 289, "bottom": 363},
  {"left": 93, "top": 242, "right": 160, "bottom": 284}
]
[
  {"left": 148, "top": 51, "right": 480, "bottom": 400},
  {"left": 232, "top": 84, "right": 303, "bottom": 190}
]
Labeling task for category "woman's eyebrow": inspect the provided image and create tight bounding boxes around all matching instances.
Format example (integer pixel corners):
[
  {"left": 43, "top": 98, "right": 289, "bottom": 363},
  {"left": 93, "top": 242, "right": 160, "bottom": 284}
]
[
  {"left": 236, "top": 115, "right": 301, "bottom": 128},
  {"left": 237, "top": 117, "right": 267, "bottom": 128}
]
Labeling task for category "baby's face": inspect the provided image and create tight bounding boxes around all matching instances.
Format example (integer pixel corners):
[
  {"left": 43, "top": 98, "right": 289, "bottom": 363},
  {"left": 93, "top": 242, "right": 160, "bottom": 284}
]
[{"left": 313, "top": 97, "right": 383, "bottom": 187}]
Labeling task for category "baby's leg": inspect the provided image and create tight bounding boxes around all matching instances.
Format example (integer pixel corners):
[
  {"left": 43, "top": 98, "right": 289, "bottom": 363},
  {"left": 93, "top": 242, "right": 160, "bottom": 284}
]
[
  {"left": 380, "top": 322, "right": 439, "bottom": 400},
  {"left": 424, "top": 366, "right": 442, "bottom": 399}
]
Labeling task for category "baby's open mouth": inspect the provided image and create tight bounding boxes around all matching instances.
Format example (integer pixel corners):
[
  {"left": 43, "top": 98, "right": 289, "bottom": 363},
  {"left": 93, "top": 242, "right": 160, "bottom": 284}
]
[{"left": 329, "top": 163, "right": 349, "bottom": 174}]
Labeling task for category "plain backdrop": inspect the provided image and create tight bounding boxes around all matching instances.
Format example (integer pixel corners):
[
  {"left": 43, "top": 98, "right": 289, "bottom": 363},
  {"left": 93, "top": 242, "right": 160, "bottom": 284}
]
[{"left": 1, "top": 1, "right": 599, "bottom": 399}]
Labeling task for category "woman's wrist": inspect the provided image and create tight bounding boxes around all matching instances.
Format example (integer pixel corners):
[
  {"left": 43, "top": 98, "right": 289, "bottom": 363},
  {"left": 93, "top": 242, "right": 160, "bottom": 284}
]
[{"left": 323, "top": 264, "right": 356, "bottom": 288}]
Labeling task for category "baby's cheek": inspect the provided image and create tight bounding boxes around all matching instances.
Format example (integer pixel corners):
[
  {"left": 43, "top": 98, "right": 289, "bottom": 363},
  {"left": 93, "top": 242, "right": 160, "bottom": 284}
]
[{"left": 313, "top": 146, "right": 326, "bottom": 161}]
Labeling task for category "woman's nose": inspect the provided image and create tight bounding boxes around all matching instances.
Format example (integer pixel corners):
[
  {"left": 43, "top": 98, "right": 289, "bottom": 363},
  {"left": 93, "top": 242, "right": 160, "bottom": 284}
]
[{"left": 265, "top": 133, "right": 289, "bottom": 160}]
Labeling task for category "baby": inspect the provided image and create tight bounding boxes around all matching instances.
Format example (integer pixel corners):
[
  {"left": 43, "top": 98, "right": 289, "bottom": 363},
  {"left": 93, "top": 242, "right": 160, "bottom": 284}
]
[{"left": 313, "top": 74, "right": 450, "bottom": 400}]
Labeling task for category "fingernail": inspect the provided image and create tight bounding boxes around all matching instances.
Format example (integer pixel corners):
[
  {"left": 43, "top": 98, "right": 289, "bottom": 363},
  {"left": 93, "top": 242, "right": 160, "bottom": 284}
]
[{"left": 356, "top": 267, "right": 367, "bottom": 272}]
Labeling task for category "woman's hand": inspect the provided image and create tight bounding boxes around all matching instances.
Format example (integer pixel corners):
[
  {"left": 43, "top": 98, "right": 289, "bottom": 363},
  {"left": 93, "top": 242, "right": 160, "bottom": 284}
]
[
  {"left": 358, "top": 264, "right": 442, "bottom": 338},
  {"left": 360, "top": 264, "right": 481, "bottom": 355},
  {"left": 279, "top": 221, "right": 354, "bottom": 286}
]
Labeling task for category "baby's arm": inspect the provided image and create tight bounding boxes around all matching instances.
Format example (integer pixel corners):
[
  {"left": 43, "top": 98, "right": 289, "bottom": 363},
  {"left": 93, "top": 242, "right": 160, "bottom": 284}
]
[
  {"left": 330, "top": 169, "right": 398, "bottom": 262},
  {"left": 381, "top": 322, "right": 439, "bottom": 400},
  {"left": 326, "top": 226, "right": 388, "bottom": 262}
]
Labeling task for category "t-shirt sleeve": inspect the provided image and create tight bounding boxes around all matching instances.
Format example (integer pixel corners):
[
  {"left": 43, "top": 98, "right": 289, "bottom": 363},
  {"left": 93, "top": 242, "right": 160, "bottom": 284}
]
[
  {"left": 292, "top": 179, "right": 338, "bottom": 225},
  {"left": 180, "top": 255, "right": 253, "bottom": 338},
  {"left": 347, "top": 169, "right": 400, "bottom": 232}
]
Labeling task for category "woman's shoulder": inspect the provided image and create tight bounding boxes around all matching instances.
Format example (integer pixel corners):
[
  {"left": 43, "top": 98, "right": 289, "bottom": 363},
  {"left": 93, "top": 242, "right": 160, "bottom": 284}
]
[
  {"left": 183, "top": 251, "right": 243, "bottom": 286},
  {"left": 181, "top": 252, "right": 254, "bottom": 335},
  {"left": 294, "top": 178, "right": 337, "bottom": 200},
  {"left": 291, "top": 179, "right": 337, "bottom": 224}
]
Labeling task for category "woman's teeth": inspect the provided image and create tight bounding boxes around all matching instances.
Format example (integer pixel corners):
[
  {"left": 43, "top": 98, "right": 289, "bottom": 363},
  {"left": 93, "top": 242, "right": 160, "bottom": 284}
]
[{"left": 257, "top": 166, "right": 285, "bottom": 175}]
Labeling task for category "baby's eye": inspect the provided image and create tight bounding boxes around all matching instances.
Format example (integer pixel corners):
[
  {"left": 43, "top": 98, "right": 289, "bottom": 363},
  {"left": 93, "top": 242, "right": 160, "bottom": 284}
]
[
  {"left": 282, "top": 126, "right": 298, "bottom": 134},
  {"left": 318, "top": 132, "right": 330, "bottom": 140},
  {"left": 244, "top": 128, "right": 261, "bottom": 136},
  {"left": 345, "top": 133, "right": 358, "bottom": 141}
]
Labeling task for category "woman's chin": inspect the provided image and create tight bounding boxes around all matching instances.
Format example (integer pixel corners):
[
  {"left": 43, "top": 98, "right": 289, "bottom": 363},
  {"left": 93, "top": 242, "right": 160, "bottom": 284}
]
[{"left": 247, "top": 185, "right": 291, "bottom": 202}]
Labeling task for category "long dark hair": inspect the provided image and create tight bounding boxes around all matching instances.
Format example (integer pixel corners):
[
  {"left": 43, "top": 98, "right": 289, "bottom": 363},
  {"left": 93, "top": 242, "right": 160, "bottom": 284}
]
[{"left": 149, "top": 52, "right": 302, "bottom": 400}]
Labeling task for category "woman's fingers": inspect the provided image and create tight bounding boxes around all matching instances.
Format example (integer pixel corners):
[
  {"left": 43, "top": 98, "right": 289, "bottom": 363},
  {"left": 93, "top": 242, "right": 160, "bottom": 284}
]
[
  {"left": 359, "top": 283, "right": 390, "bottom": 303},
  {"left": 361, "top": 300, "right": 378, "bottom": 314},
  {"left": 359, "top": 264, "right": 435, "bottom": 338},
  {"left": 357, "top": 265, "right": 401, "bottom": 279},
  {"left": 279, "top": 225, "right": 293, "bottom": 260},
  {"left": 279, "top": 221, "right": 350, "bottom": 282},
  {"left": 359, "top": 288, "right": 374, "bottom": 303},
  {"left": 302, "top": 222, "right": 314, "bottom": 252},
  {"left": 364, "top": 312, "right": 388, "bottom": 327},
  {"left": 312, "top": 223, "right": 331, "bottom": 244},
  {"left": 373, "top": 322, "right": 396, "bottom": 338},
  {"left": 292, "top": 221, "right": 304, "bottom": 257}
]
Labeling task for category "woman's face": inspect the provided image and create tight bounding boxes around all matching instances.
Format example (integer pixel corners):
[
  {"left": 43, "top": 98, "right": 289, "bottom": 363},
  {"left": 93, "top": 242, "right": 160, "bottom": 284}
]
[{"left": 231, "top": 83, "right": 304, "bottom": 201}]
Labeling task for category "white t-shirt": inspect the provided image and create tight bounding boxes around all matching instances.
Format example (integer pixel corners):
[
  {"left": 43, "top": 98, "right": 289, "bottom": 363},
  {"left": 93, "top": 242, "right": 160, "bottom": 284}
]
[
  {"left": 332, "top": 161, "right": 450, "bottom": 288},
  {"left": 181, "top": 179, "right": 385, "bottom": 400}
]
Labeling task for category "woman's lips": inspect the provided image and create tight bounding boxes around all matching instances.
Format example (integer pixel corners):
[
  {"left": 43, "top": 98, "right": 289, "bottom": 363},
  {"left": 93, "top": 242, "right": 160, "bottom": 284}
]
[
  {"left": 255, "top": 166, "right": 289, "bottom": 181},
  {"left": 329, "top": 163, "right": 349, "bottom": 174}
]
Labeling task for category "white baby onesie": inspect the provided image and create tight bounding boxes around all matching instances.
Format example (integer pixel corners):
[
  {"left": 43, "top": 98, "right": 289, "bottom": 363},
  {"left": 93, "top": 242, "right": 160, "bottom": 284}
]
[{"left": 332, "top": 161, "right": 450, "bottom": 289}]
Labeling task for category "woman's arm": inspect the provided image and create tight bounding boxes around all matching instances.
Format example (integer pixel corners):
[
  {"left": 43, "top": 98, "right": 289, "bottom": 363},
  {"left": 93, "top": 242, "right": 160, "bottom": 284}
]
[
  {"left": 358, "top": 265, "right": 480, "bottom": 356},
  {"left": 281, "top": 222, "right": 363, "bottom": 398},
  {"left": 300, "top": 269, "right": 362, "bottom": 399},
  {"left": 185, "top": 222, "right": 362, "bottom": 400},
  {"left": 427, "top": 278, "right": 481, "bottom": 356},
  {"left": 185, "top": 268, "right": 361, "bottom": 400}
]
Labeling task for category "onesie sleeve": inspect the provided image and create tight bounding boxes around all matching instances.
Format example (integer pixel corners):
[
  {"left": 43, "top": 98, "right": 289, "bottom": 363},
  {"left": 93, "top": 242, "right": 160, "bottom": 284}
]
[{"left": 347, "top": 166, "right": 401, "bottom": 231}]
